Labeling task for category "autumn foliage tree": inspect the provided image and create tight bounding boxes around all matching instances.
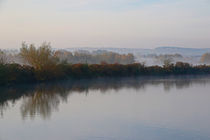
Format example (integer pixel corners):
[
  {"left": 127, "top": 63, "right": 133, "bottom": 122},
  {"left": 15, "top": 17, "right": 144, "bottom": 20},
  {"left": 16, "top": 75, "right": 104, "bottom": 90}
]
[
  {"left": 1, "top": 43, "right": 210, "bottom": 85},
  {"left": 200, "top": 53, "right": 210, "bottom": 64},
  {"left": 19, "top": 42, "right": 61, "bottom": 80},
  {"left": 54, "top": 50, "right": 135, "bottom": 64},
  {"left": 19, "top": 42, "right": 59, "bottom": 70}
]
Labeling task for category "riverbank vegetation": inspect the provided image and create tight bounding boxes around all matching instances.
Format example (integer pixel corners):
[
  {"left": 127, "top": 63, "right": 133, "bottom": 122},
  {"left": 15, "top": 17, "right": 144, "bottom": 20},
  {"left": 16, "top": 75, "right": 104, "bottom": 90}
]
[{"left": 1, "top": 43, "right": 210, "bottom": 86}]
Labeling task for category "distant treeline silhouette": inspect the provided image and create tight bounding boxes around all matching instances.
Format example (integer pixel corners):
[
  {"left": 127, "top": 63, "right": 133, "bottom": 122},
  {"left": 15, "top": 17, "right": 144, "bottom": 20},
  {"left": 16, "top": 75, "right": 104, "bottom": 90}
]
[
  {"left": 55, "top": 50, "right": 135, "bottom": 64},
  {"left": 1, "top": 42, "right": 210, "bottom": 86},
  {"left": 0, "top": 43, "right": 135, "bottom": 65}
]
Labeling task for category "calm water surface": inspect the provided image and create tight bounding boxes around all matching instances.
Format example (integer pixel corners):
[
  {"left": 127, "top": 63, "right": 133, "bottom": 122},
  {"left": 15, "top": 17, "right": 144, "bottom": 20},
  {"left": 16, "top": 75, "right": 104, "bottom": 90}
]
[{"left": 1, "top": 76, "right": 210, "bottom": 140}]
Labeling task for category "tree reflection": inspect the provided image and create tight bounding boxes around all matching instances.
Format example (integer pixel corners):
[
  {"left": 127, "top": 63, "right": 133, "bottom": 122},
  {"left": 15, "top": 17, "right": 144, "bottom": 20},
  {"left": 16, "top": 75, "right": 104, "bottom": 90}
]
[
  {"left": 21, "top": 91, "right": 60, "bottom": 119},
  {"left": 0, "top": 76, "right": 209, "bottom": 119}
]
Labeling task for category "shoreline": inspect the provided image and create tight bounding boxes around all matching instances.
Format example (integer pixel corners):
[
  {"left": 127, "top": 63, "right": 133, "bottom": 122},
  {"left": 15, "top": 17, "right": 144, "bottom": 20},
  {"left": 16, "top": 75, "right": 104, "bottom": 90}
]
[{"left": 1, "top": 63, "right": 210, "bottom": 86}]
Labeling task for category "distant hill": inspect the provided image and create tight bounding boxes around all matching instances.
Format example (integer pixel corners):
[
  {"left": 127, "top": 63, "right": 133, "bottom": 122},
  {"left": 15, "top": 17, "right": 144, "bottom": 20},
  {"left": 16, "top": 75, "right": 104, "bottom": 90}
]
[
  {"left": 62, "top": 46, "right": 210, "bottom": 56},
  {"left": 154, "top": 47, "right": 210, "bottom": 56}
]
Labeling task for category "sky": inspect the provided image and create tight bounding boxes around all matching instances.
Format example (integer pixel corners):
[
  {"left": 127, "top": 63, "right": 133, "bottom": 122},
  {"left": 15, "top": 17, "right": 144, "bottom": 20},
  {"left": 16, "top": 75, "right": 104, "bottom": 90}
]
[{"left": 0, "top": 0, "right": 210, "bottom": 49}]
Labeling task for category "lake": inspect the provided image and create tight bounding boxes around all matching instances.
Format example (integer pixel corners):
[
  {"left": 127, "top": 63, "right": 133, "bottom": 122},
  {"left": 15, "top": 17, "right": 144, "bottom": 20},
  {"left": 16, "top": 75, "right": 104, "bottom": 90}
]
[{"left": 1, "top": 76, "right": 210, "bottom": 140}]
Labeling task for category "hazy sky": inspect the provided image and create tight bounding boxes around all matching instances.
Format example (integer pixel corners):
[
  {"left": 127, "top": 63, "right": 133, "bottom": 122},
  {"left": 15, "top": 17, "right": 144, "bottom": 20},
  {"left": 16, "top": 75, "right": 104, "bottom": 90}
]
[{"left": 0, "top": 0, "right": 210, "bottom": 49}]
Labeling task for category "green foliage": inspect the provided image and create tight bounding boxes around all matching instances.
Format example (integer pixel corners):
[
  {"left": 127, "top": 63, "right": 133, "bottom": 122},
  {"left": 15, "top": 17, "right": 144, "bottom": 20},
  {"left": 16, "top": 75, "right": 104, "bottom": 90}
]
[
  {"left": 1, "top": 62, "right": 210, "bottom": 86},
  {"left": 0, "top": 64, "right": 35, "bottom": 85}
]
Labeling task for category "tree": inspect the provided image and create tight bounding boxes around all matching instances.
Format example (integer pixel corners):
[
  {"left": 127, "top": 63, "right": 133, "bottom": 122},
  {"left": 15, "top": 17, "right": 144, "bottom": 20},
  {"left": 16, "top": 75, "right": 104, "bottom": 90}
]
[
  {"left": 163, "top": 58, "right": 173, "bottom": 68},
  {"left": 0, "top": 50, "right": 7, "bottom": 65},
  {"left": 200, "top": 53, "right": 210, "bottom": 64},
  {"left": 19, "top": 42, "right": 59, "bottom": 70}
]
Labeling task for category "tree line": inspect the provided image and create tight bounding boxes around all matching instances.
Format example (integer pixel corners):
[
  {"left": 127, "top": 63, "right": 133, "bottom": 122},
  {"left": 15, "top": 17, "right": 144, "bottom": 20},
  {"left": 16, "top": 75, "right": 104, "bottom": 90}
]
[
  {"left": 55, "top": 50, "right": 135, "bottom": 64},
  {"left": 1, "top": 43, "right": 210, "bottom": 86}
]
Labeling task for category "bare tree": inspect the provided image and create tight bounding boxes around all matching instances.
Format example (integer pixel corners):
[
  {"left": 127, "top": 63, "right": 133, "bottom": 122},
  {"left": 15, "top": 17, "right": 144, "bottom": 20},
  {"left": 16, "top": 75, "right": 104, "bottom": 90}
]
[{"left": 163, "top": 58, "right": 173, "bottom": 68}]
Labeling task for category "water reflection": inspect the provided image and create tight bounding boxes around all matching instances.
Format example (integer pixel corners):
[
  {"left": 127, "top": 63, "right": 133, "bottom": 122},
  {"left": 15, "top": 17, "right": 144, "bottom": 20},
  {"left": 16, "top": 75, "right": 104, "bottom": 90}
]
[
  {"left": 0, "top": 75, "right": 210, "bottom": 119},
  {"left": 21, "top": 90, "right": 61, "bottom": 120}
]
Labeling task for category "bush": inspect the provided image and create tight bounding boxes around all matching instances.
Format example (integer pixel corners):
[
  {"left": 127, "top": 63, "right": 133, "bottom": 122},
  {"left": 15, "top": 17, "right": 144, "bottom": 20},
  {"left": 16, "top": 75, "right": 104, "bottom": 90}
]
[{"left": 0, "top": 62, "right": 210, "bottom": 86}]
